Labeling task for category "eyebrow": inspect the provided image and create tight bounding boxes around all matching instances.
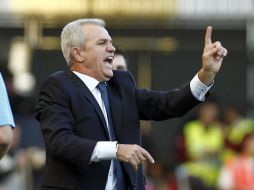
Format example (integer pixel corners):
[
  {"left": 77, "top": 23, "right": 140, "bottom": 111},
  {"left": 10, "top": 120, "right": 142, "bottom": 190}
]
[{"left": 98, "top": 38, "right": 113, "bottom": 43}]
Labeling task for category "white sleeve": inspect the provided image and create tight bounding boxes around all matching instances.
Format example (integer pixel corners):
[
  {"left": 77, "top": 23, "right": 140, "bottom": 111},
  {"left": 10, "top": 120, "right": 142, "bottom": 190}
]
[
  {"left": 90, "top": 141, "right": 117, "bottom": 162},
  {"left": 190, "top": 74, "right": 213, "bottom": 101},
  {"left": 0, "top": 74, "right": 15, "bottom": 128}
]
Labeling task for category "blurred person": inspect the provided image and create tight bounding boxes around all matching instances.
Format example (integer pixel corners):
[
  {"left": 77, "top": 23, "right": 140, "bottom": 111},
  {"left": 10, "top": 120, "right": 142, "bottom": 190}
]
[
  {"left": 35, "top": 18, "right": 227, "bottom": 190},
  {"left": 0, "top": 72, "right": 14, "bottom": 159},
  {"left": 112, "top": 49, "right": 128, "bottom": 71},
  {"left": 0, "top": 125, "right": 45, "bottom": 190},
  {"left": 184, "top": 101, "right": 223, "bottom": 160},
  {"left": 223, "top": 105, "right": 254, "bottom": 158},
  {"left": 0, "top": 126, "right": 26, "bottom": 190},
  {"left": 145, "top": 162, "right": 169, "bottom": 190},
  {"left": 0, "top": 65, "right": 45, "bottom": 190},
  {"left": 178, "top": 101, "right": 224, "bottom": 190},
  {"left": 217, "top": 131, "right": 254, "bottom": 190},
  {"left": 0, "top": 65, "right": 35, "bottom": 115}
]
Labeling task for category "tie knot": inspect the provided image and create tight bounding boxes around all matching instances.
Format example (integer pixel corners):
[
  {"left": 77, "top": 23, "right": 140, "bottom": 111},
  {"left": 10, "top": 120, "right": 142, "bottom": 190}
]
[{"left": 97, "top": 82, "right": 107, "bottom": 93}]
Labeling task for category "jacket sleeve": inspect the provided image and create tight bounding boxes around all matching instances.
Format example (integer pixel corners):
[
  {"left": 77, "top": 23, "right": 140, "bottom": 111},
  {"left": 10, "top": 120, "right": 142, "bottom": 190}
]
[{"left": 135, "top": 82, "right": 202, "bottom": 121}]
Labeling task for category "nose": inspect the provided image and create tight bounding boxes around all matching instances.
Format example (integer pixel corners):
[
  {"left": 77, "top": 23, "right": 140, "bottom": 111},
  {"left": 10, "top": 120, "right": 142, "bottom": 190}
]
[{"left": 107, "top": 43, "right": 115, "bottom": 52}]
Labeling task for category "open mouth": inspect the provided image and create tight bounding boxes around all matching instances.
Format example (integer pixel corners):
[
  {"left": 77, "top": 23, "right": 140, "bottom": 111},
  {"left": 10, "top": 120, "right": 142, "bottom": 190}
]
[{"left": 104, "top": 56, "right": 114, "bottom": 67}]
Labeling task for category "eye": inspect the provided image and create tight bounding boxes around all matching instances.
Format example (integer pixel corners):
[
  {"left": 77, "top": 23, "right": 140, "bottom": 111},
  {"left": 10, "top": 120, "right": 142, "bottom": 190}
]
[{"left": 98, "top": 40, "right": 107, "bottom": 45}]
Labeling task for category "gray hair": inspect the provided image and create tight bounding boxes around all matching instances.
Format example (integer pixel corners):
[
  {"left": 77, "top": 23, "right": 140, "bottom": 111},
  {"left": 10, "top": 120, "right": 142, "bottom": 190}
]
[{"left": 61, "top": 18, "right": 106, "bottom": 67}]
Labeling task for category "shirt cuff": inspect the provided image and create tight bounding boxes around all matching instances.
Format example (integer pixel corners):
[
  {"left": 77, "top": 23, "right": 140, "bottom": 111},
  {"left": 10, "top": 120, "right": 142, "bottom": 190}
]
[
  {"left": 90, "top": 141, "right": 117, "bottom": 162},
  {"left": 0, "top": 123, "right": 15, "bottom": 129},
  {"left": 190, "top": 74, "right": 213, "bottom": 101}
]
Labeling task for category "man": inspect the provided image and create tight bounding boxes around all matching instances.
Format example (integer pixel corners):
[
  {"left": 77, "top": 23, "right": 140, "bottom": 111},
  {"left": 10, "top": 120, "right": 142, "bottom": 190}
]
[
  {"left": 182, "top": 101, "right": 224, "bottom": 189},
  {"left": 112, "top": 49, "right": 128, "bottom": 71},
  {"left": 0, "top": 73, "right": 14, "bottom": 159},
  {"left": 218, "top": 128, "right": 254, "bottom": 190},
  {"left": 35, "top": 18, "right": 227, "bottom": 190}
]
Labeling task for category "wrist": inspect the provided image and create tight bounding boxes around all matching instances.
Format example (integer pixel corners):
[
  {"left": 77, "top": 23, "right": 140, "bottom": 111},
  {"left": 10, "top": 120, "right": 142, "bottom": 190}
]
[
  {"left": 198, "top": 68, "right": 216, "bottom": 86},
  {"left": 116, "top": 143, "right": 120, "bottom": 159}
]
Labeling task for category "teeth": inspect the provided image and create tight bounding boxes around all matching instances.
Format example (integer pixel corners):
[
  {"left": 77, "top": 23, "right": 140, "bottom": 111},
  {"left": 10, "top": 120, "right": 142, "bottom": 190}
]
[
  {"left": 108, "top": 56, "right": 113, "bottom": 61},
  {"left": 104, "top": 56, "right": 114, "bottom": 64}
]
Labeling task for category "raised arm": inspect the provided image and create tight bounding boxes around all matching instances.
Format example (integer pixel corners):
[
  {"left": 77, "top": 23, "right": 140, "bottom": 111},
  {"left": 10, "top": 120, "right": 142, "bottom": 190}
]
[{"left": 198, "top": 26, "right": 228, "bottom": 86}]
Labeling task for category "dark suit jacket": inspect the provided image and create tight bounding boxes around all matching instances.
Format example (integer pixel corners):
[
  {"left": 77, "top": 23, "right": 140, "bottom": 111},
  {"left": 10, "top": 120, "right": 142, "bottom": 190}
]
[{"left": 35, "top": 70, "right": 201, "bottom": 190}]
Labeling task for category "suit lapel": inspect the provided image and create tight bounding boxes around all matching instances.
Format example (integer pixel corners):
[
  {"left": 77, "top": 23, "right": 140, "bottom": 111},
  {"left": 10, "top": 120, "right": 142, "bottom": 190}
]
[{"left": 66, "top": 70, "right": 110, "bottom": 139}]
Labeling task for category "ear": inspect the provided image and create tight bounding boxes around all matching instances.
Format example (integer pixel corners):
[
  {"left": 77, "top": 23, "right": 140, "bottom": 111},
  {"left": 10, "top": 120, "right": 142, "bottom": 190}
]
[{"left": 70, "top": 47, "right": 84, "bottom": 62}]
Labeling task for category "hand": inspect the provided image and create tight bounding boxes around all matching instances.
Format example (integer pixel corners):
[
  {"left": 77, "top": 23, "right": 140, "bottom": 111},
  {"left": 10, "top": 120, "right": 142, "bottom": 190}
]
[
  {"left": 116, "top": 144, "right": 155, "bottom": 170},
  {"left": 199, "top": 26, "right": 228, "bottom": 86}
]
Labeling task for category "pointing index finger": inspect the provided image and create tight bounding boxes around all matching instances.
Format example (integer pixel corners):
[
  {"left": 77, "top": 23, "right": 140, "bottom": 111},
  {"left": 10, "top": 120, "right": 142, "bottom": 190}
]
[
  {"left": 140, "top": 147, "right": 155, "bottom": 164},
  {"left": 205, "top": 26, "right": 212, "bottom": 45}
]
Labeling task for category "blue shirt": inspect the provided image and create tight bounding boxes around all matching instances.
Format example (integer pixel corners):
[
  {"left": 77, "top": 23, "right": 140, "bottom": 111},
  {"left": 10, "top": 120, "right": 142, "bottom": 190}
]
[{"left": 0, "top": 73, "right": 15, "bottom": 128}]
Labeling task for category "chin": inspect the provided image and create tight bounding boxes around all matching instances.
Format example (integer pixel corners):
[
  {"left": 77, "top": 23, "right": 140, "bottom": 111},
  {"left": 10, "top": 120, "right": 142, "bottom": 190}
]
[
  {"left": 107, "top": 74, "right": 113, "bottom": 80},
  {"left": 101, "top": 74, "right": 112, "bottom": 82},
  {"left": 106, "top": 71, "right": 114, "bottom": 78}
]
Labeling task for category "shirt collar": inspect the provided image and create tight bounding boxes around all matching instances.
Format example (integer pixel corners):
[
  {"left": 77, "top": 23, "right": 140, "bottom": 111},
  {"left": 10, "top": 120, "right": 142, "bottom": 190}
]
[{"left": 72, "top": 71, "right": 99, "bottom": 91}]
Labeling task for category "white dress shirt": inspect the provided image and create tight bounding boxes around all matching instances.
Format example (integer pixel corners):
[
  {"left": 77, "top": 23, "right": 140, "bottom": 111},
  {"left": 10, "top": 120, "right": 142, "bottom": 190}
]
[
  {"left": 73, "top": 71, "right": 211, "bottom": 190},
  {"left": 73, "top": 71, "right": 117, "bottom": 190}
]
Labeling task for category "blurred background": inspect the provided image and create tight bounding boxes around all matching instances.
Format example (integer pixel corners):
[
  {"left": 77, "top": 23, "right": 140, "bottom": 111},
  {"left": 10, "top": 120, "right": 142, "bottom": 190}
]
[{"left": 0, "top": 0, "right": 254, "bottom": 189}]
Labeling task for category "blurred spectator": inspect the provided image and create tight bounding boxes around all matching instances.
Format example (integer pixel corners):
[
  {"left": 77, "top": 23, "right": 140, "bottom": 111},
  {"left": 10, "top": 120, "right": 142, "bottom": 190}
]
[
  {"left": 0, "top": 72, "right": 15, "bottom": 159},
  {"left": 112, "top": 49, "right": 128, "bottom": 71},
  {"left": 0, "top": 65, "right": 35, "bottom": 115},
  {"left": 223, "top": 105, "right": 254, "bottom": 158},
  {"left": 177, "top": 100, "right": 224, "bottom": 190},
  {"left": 0, "top": 126, "right": 45, "bottom": 190},
  {"left": 217, "top": 131, "right": 254, "bottom": 190},
  {"left": 0, "top": 126, "right": 26, "bottom": 190},
  {"left": 0, "top": 64, "right": 45, "bottom": 190},
  {"left": 145, "top": 162, "right": 176, "bottom": 190}
]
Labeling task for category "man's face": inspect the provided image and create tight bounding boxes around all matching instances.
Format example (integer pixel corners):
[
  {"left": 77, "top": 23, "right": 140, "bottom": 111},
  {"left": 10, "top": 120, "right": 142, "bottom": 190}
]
[
  {"left": 80, "top": 24, "right": 115, "bottom": 82},
  {"left": 112, "top": 54, "right": 127, "bottom": 71}
]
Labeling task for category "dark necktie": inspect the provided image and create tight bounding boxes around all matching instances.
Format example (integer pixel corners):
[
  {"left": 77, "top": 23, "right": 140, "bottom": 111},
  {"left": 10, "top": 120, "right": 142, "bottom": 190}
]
[{"left": 96, "top": 82, "right": 125, "bottom": 190}]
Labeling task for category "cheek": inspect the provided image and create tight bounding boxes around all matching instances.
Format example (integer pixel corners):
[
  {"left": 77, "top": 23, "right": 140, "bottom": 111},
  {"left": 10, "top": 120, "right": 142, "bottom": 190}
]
[{"left": 92, "top": 56, "right": 103, "bottom": 68}]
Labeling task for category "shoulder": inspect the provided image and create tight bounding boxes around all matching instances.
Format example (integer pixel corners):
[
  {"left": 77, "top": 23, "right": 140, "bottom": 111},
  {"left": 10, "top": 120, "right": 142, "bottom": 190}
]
[
  {"left": 40, "top": 70, "right": 74, "bottom": 90},
  {"left": 38, "top": 71, "right": 75, "bottom": 102},
  {"left": 43, "top": 71, "right": 68, "bottom": 83},
  {"left": 36, "top": 71, "right": 72, "bottom": 119}
]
